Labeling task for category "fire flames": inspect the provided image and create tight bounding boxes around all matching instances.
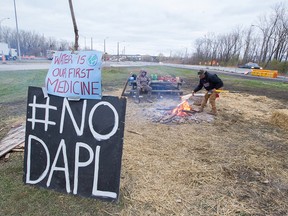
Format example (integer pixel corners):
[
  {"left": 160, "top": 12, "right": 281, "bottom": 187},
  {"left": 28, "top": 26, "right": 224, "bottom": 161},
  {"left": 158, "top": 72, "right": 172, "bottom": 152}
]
[{"left": 171, "top": 100, "right": 192, "bottom": 116}]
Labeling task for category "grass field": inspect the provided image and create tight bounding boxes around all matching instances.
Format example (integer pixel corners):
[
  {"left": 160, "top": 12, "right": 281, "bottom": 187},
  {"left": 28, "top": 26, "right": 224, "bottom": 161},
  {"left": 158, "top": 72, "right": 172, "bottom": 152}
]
[{"left": 1, "top": 66, "right": 288, "bottom": 215}]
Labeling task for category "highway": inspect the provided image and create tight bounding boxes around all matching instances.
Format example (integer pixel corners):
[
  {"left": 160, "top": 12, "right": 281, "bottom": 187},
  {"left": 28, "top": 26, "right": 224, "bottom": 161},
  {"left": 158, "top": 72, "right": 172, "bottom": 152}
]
[{"left": 0, "top": 60, "right": 287, "bottom": 83}]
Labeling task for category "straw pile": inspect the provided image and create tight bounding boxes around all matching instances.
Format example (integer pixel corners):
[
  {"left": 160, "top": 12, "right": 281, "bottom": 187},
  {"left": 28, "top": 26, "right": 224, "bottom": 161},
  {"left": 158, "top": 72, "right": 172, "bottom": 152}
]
[
  {"left": 104, "top": 90, "right": 288, "bottom": 215},
  {"left": 270, "top": 109, "right": 288, "bottom": 131}
]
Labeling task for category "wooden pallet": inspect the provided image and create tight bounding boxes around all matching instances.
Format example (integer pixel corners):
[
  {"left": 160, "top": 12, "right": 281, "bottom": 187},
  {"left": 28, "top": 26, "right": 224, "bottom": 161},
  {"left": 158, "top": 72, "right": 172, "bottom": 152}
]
[{"left": 0, "top": 124, "right": 25, "bottom": 158}]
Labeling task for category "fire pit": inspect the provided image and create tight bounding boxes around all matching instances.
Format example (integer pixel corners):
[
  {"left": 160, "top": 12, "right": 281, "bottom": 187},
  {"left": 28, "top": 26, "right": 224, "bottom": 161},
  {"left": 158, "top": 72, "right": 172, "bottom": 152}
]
[{"left": 150, "top": 99, "right": 215, "bottom": 124}]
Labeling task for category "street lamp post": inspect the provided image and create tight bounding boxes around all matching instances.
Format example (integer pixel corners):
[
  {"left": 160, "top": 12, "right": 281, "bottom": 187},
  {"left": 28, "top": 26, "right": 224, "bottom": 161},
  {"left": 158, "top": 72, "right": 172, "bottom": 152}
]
[
  {"left": 117, "top": 42, "right": 120, "bottom": 62},
  {"left": 104, "top": 37, "right": 108, "bottom": 54},
  {"left": 13, "top": 0, "right": 21, "bottom": 60},
  {"left": 0, "top": 17, "right": 10, "bottom": 42},
  {"left": 0, "top": 17, "right": 9, "bottom": 26},
  {"left": 79, "top": 35, "right": 87, "bottom": 50},
  {"left": 91, "top": 37, "right": 93, "bottom": 50},
  {"left": 103, "top": 37, "right": 108, "bottom": 61},
  {"left": 117, "top": 41, "right": 125, "bottom": 62},
  {"left": 84, "top": 36, "right": 87, "bottom": 50}
]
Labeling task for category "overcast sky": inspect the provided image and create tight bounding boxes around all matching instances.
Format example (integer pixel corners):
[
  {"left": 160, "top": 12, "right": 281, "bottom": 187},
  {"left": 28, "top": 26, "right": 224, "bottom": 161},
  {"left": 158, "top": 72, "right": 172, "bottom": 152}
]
[{"left": 1, "top": 0, "right": 285, "bottom": 56}]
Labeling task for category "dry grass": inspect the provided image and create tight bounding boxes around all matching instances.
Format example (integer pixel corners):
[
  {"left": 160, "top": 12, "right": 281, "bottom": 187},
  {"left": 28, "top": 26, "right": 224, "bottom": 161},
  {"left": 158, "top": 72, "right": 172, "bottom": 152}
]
[
  {"left": 1, "top": 88, "right": 287, "bottom": 215},
  {"left": 270, "top": 109, "right": 288, "bottom": 131},
  {"left": 103, "top": 89, "right": 288, "bottom": 215},
  {"left": 2, "top": 67, "right": 288, "bottom": 215}
]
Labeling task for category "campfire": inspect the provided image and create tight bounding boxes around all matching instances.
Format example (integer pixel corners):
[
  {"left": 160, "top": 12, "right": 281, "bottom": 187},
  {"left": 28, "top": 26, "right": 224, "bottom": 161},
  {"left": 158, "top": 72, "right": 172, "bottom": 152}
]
[
  {"left": 151, "top": 100, "right": 215, "bottom": 124},
  {"left": 171, "top": 100, "right": 193, "bottom": 117}
]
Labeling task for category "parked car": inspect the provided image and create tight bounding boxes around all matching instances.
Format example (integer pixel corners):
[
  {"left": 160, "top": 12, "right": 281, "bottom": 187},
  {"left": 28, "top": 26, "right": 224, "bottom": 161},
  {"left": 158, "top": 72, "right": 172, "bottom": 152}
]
[{"left": 238, "top": 62, "right": 262, "bottom": 69}]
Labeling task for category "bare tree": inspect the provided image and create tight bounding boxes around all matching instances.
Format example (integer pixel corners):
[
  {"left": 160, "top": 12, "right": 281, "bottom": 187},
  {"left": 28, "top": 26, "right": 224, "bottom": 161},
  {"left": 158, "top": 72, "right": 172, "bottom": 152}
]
[
  {"left": 250, "top": 3, "right": 288, "bottom": 67},
  {"left": 242, "top": 27, "right": 253, "bottom": 63},
  {"left": 267, "top": 3, "right": 288, "bottom": 63}
]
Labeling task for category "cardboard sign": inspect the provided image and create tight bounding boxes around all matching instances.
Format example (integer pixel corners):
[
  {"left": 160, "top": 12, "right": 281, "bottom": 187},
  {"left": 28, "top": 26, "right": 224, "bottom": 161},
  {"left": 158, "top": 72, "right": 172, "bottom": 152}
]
[
  {"left": 23, "top": 86, "right": 126, "bottom": 201},
  {"left": 45, "top": 51, "right": 102, "bottom": 99}
]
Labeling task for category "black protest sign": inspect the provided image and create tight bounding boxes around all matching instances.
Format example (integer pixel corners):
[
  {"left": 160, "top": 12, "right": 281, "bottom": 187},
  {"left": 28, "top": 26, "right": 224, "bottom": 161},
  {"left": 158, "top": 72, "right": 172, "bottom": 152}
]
[{"left": 23, "top": 86, "right": 126, "bottom": 201}]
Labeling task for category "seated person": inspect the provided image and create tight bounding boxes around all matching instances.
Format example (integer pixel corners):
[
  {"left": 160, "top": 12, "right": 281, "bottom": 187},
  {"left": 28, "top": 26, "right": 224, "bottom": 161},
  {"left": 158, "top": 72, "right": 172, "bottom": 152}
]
[{"left": 135, "top": 70, "right": 152, "bottom": 103}]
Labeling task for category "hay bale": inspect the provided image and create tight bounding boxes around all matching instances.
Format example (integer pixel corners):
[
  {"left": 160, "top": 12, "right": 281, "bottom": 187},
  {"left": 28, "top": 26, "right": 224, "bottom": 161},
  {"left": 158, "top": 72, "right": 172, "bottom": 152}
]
[{"left": 270, "top": 109, "right": 288, "bottom": 131}]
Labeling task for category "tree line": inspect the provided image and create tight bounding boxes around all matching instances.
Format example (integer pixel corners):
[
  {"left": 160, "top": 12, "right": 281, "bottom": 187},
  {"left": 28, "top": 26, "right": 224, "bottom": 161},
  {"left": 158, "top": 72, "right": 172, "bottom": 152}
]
[
  {"left": 0, "top": 27, "right": 72, "bottom": 57},
  {"left": 190, "top": 2, "right": 288, "bottom": 72}
]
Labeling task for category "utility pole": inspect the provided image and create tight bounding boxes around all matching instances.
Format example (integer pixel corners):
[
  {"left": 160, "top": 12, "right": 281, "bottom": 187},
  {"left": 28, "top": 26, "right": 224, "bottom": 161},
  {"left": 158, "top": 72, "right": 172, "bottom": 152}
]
[
  {"left": 103, "top": 37, "right": 108, "bottom": 61},
  {"left": 80, "top": 35, "right": 86, "bottom": 50},
  {"left": 104, "top": 37, "right": 108, "bottom": 54},
  {"left": 13, "top": 0, "right": 21, "bottom": 60},
  {"left": 117, "top": 42, "right": 119, "bottom": 62},
  {"left": 117, "top": 41, "right": 125, "bottom": 62},
  {"left": 68, "top": 0, "right": 79, "bottom": 51},
  {"left": 91, "top": 37, "right": 93, "bottom": 50}
]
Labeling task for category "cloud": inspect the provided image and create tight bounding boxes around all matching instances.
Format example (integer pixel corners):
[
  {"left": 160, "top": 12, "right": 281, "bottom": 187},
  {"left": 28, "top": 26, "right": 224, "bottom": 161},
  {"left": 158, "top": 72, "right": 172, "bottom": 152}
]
[{"left": 1, "top": 0, "right": 284, "bottom": 56}]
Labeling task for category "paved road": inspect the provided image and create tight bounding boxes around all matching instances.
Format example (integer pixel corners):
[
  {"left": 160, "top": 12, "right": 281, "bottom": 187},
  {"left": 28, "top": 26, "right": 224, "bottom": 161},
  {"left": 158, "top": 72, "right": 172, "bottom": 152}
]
[
  {"left": 1, "top": 60, "right": 287, "bottom": 83},
  {"left": 0, "top": 61, "right": 157, "bottom": 71},
  {"left": 103, "top": 61, "right": 288, "bottom": 82},
  {"left": 0, "top": 61, "right": 51, "bottom": 71},
  {"left": 163, "top": 63, "right": 288, "bottom": 83}
]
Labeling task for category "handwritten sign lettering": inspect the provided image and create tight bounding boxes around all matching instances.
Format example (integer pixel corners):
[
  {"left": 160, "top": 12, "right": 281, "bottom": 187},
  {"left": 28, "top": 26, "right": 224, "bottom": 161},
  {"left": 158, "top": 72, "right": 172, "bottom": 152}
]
[
  {"left": 23, "top": 87, "right": 126, "bottom": 201},
  {"left": 45, "top": 51, "right": 102, "bottom": 99}
]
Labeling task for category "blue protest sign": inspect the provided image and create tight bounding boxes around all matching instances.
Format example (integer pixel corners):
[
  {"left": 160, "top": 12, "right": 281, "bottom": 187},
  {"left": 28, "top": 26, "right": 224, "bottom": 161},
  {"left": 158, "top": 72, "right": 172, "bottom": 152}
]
[{"left": 45, "top": 51, "right": 102, "bottom": 99}]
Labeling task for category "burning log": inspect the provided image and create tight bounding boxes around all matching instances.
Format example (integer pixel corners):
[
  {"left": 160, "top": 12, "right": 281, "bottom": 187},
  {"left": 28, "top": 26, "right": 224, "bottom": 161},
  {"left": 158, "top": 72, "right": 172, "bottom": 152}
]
[
  {"left": 171, "top": 100, "right": 193, "bottom": 116},
  {"left": 152, "top": 100, "right": 213, "bottom": 124},
  {"left": 181, "top": 110, "right": 198, "bottom": 114},
  {"left": 154, "top": 100, "right": 198, "bottom": 124}
]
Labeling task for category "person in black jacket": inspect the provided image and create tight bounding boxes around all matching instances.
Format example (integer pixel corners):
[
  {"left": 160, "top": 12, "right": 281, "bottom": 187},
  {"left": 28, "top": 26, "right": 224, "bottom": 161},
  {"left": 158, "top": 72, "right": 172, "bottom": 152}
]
[{"left": 191, "top": 70, "right": 223, "bottom": 115}]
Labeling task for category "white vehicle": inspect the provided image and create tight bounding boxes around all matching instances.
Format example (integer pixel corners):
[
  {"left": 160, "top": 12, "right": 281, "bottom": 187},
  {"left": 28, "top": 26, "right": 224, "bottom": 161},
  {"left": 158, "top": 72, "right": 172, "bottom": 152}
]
[
  {"left": 46, "top": 50, "right": 56, "bottom": 60},
  {"left": 9, "top": 48, "right": 17, "bottom": 60},
  {"left": 0, "top": 42, "right": 17, "bottom": 60}
]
